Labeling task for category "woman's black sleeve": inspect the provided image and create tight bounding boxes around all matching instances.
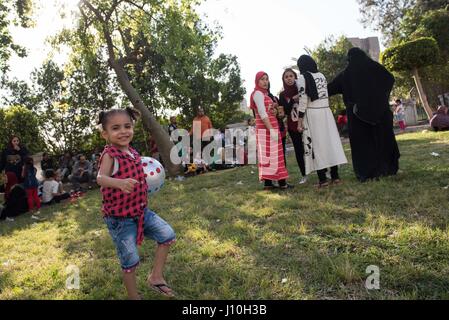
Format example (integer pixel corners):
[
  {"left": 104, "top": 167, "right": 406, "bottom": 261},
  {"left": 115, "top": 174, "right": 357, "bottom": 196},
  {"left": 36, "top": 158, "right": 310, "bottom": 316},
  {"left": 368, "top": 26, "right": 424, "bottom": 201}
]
[{"left": 328, "top": 72, "right": 344, "bottom": 97}]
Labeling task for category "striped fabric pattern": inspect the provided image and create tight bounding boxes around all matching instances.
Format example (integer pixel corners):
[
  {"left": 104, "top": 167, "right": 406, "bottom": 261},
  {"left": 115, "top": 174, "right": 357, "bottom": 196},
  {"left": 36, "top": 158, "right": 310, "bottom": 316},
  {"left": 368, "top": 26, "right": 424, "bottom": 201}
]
[{"left": 253, "top": 91, "right": 289, "bottom": 181}]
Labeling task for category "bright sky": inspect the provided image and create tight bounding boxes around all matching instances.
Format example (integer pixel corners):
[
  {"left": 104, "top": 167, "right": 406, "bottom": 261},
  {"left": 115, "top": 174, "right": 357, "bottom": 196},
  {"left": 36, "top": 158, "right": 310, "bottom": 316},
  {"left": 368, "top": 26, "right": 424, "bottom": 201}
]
[{"left": 6, "top": 0, "right": 382, "bottom": 107}]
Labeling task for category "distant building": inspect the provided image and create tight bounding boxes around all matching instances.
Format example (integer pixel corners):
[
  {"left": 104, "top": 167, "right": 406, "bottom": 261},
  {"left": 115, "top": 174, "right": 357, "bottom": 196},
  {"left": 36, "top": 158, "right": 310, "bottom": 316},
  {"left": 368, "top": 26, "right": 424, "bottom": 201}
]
[
  {"left": 239, "top": 98, "right": 252, "bottom": 115},
  {"left": 347, "top": 37, "right": 381, "bottom": 61}
]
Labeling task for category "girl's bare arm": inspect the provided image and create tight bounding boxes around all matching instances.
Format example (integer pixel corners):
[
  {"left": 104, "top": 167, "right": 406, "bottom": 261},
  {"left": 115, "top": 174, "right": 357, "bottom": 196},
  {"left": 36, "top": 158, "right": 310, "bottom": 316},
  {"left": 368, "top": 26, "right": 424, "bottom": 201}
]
[{"left": 96, "top": 153, "right": 138, "bottom": 193}]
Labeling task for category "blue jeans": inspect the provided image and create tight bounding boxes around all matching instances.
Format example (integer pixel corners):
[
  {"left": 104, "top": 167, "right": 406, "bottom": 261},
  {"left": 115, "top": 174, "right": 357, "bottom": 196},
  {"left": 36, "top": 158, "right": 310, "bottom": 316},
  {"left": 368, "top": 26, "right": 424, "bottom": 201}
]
[{"left": 104, "top": 208, "right": 176, "bottom": 271}]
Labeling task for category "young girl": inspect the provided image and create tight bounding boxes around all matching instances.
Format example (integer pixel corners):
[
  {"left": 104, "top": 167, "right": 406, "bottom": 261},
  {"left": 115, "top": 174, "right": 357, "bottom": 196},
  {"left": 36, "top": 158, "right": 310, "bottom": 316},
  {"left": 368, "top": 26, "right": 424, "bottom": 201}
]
[
  {"left": 96, "top": 108, "right": 176, "bottom": 300},
  {"left": 41, "top": 169, "right": 70, "bottom": 205},
  {"left": 295, "top": 55, "right": 348, "bottom": 188},
  {"left": 394, "top": 100, "right": 406, "bottom": 132},
  {"left": 250, "top": 71, "right": 292, "bottom": 190},
  {"left": 22, "top": 157, "right": 41, "bottom": 214},
  {"left": 279, "top": 68, "right": 307, "bottom": 184}
]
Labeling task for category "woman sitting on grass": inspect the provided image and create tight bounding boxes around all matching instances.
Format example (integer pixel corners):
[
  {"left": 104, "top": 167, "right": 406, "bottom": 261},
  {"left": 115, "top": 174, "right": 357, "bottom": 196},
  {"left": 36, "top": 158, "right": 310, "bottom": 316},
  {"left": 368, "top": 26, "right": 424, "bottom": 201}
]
[
  {"left": 430, "top": 106, "right": 449, "bottom": 132},
  {"left": 0, "top": 173, "right": 28, "bottom": 222}
]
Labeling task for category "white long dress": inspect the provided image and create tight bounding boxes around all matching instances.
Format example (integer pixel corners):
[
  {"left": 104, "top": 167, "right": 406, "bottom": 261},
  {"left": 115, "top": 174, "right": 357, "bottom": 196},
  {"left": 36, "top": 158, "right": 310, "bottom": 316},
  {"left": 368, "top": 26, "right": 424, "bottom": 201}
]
[{"left": 296, "top": 72, "right": 348, "bottom": 175}]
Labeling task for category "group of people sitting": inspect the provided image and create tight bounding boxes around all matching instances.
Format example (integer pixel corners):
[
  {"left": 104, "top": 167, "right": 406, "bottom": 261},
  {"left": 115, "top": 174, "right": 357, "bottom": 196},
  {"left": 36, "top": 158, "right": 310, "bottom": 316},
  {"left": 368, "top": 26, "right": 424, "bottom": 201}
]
[
  {"left": 0, "top": 136, "right": 101, "bottom": 221},
  {"left": 43, "top": 151, "right": 100, "bottom": 190},
  {"left": 166, "top": 108, "right": 254, "bottom": 177}
]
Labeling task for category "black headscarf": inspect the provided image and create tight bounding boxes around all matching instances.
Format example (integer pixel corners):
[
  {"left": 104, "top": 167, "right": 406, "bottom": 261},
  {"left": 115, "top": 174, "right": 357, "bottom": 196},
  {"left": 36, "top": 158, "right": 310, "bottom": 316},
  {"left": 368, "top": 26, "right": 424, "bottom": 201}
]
[
  {"left": 344, "top": 47, "right": 395, "bottom": 124},
  {"left": 297, "top": 55, "right": 319, "bottom": 102}
]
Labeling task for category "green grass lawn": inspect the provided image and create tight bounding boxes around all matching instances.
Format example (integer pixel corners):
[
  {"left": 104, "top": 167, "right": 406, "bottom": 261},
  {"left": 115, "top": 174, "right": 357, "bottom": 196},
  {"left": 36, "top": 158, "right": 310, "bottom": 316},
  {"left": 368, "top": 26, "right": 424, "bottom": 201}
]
[{"left": 1, "top": 130, "right": 449, "bottom": 300}]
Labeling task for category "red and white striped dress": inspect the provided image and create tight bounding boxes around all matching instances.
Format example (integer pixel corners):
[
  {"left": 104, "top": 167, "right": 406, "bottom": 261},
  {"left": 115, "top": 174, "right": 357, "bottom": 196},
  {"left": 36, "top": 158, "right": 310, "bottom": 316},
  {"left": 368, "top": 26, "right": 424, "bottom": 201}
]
[{"left": 252, "top": 90, "right": 289, "bottom": 182}]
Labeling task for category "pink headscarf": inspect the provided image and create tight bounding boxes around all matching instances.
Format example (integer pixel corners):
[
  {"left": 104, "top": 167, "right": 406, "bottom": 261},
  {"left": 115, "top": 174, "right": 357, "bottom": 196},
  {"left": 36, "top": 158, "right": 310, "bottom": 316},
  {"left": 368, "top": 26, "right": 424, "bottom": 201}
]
[{"left": 249, "top": 71, "right": 269, "bottom": 110}]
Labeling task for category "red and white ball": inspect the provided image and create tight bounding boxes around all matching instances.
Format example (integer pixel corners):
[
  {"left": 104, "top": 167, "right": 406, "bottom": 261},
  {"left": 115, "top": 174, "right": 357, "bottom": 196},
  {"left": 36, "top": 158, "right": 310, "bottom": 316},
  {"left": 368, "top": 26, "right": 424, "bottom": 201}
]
[{"left": 141, "top": 157, "right": 165, "bottom": 195}]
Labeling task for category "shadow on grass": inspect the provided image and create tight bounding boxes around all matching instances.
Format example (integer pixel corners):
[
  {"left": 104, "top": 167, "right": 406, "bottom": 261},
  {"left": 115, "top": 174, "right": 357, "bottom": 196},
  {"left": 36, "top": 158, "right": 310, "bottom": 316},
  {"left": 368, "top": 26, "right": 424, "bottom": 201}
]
[{"left": 2, "top": 131, "right": 449, "bottom": 299}]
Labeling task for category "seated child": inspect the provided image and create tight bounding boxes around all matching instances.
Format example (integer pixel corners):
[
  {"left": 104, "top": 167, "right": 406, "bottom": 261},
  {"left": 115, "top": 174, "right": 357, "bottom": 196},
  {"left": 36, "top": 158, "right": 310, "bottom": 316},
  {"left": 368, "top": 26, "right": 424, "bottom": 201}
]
[
  {"left": 41, "top": 169, "right": 71, "bottom": 206},
  {"left": 193, "top": 156, "right": 208, "bottom": 175},
  {"left": 0, "top": 183, "right": 28, "bottom": 221}
]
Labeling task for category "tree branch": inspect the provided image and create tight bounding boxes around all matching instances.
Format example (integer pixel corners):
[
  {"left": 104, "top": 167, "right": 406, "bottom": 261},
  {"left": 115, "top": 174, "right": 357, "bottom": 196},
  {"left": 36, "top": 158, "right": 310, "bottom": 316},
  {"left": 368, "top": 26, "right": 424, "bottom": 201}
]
[
  {"left": 106, "top": 0, "right": 125, "bottom": 21},
  {"left": 78, "top": 5, "right": 95, "bottom": 29},
  {"left": 80, "top": 0, "right": 104, "bottom": 23},
  {"left": 81, "top": 0, "right": 118, "bottom": 63},
  {"left": 115, "top": 10, "right": 132, "bottom": 56},
  {"left": 122, "top": 0, "right": 151, "bottom": 15}
]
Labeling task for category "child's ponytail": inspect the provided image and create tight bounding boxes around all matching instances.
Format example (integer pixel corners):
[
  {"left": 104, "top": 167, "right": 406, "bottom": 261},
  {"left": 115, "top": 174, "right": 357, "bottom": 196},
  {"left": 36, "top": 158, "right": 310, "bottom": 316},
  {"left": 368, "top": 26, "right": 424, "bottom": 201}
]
[
  {"left": 98, "top": 111, "right": 106, "bottom": 128},
  {"left": 125, "top": 107, "right": 140, "bottom": 122},
  {"left": 98, "top": 108, "right": 140, "bottom": 131}
]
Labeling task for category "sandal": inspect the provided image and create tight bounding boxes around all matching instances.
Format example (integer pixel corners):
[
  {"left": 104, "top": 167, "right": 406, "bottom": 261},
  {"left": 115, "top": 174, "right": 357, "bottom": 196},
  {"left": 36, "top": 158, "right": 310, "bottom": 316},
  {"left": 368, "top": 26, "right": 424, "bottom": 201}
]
[
  {"left": 331, "top": 179, "right": 342, "bottom": 185},
  {"left": 315, "top": 181, "right": 330, "bottom": 189},
  {"left": 149, "top": 283, "right": 175, "bottom": 297}
]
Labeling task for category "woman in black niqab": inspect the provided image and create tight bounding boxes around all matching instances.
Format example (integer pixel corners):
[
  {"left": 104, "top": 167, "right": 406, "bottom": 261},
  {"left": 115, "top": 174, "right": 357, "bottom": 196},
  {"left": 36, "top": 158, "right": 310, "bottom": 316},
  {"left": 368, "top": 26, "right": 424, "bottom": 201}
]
[{"left": 328, "top": 47, "right": 400, "bottom": 182}]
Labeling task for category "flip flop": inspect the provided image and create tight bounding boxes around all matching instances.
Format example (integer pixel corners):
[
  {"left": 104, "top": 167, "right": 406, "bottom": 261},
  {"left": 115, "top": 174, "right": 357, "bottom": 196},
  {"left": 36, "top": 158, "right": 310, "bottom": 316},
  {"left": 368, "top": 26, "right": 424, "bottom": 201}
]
[
  {"left": 149, "top": 283, "right": 175, "bottom": 297},
  {"left": 315, "top": 182, "right": 330, "bottom": 189}
]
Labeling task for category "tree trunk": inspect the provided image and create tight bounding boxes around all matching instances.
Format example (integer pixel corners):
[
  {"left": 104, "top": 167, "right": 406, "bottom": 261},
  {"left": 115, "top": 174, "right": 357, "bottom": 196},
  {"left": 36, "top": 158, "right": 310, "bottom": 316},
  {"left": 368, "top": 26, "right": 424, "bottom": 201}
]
[
  {"left": 109, "top": 59, "right": 182, "bottom": 177},
  {"left": 412, "top": 68, "right": 433, "bottom": 120},
  {"left": 80, "top": 0, "right": 182, "bottom": 177}
]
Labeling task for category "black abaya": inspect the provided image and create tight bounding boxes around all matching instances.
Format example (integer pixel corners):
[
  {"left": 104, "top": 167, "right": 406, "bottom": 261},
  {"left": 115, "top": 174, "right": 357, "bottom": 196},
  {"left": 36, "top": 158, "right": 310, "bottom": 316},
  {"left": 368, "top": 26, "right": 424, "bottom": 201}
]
[{"left": 328, "top": 52, "right": 400, "bottom": 182}]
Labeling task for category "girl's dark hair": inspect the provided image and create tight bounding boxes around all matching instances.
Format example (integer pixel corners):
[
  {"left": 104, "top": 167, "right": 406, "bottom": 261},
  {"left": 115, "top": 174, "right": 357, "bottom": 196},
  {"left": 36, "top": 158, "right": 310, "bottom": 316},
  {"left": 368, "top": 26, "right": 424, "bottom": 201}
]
[
  {"left": 7, "top": 135, "right": 20, "bottom": 149},
  {"left": 282, "top": 68, "right": 298, "bottom": 79},
  {"left": 98, "top": 108, "right": 140, "bottom": 130},
  {"left": 24, "top": 157, "right": 34, "bottom": 173},
  {"left": 45, "top": 169, "right": 55, "bottom": 179},
  {"left": 24, "top": 156, "right": 34, "bottom": 166}
]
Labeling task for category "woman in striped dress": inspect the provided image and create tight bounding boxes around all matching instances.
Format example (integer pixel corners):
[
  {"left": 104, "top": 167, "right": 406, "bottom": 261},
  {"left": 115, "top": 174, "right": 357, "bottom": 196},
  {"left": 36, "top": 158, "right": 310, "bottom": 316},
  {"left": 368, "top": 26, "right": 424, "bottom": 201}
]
[{"left": 250, "top": 71, "right": 292, "bottom": 191}]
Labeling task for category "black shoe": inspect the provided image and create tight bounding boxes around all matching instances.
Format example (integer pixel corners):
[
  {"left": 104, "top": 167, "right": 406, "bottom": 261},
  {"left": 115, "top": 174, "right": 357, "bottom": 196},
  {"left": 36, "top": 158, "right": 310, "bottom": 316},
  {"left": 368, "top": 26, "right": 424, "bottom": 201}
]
[{"left": 279, "top": 184, "right": 295, "bottom": 190}]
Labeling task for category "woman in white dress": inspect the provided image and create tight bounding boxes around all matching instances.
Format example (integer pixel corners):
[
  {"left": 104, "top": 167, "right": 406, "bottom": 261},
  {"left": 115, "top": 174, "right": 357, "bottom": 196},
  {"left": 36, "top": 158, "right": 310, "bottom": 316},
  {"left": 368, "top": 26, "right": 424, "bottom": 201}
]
[{"left": 295, "top": 55, "right": 347, "bottom": 188}]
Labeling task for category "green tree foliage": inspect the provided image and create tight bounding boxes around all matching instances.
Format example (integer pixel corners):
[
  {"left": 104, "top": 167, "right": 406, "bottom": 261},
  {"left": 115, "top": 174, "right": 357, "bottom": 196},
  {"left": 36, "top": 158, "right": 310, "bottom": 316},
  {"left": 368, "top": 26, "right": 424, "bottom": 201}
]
[
  {"left": 415, "top": 0, "right": 449, "bottom": 12},
  {"left": 1, "top": 78, "right": 35, "bottom": 109},
  {"left": 382, "top": 37, "right": 440, "bottom": 118},
  {"left": 413, "top": 10, "right": 449, "bottom": 58},
  {"left": 357, "top": 0, "right": 449, "bottom": 45},
  {"left": 381, "top": 37, "right": 440, "bottom": 71},
  {"left": 309, "top": 36, "right": 354, "bottom": 114},
  {"left": 53, "top": 0, "right": 245, "bottom": 175},
  {"left": 0, "top": 0, "right": 32, "bottom": 78},
  {"left": 65, "top": 0, "right": 244, "bottom": 122},
  {"left": 356, "top": 0, "right": 416, "bottom": 45},
  {"left": 33, "top": 59, "right": 120, "bottom": 154},
  {"left": 0, "top": 105, "right": 44, "bottom": 153},
  {"left": 2, "top": 57, "right": 120, "bottom": 154},
  {"left": 71, "top": 0, "right": 244, "bottom": 126}
]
